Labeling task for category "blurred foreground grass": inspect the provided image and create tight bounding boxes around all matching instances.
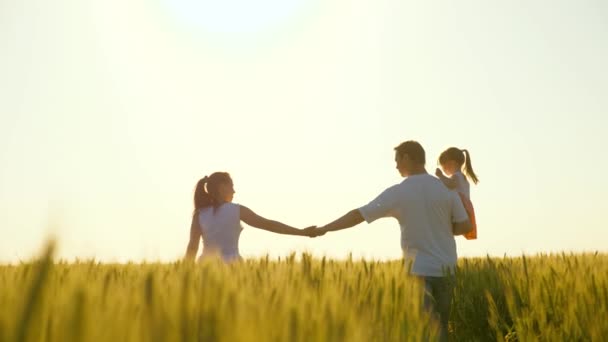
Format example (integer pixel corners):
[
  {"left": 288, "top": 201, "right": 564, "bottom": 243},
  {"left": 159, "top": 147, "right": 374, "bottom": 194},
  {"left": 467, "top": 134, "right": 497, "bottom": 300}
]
[{"left": 1, "top": 244, "right": 606, "bottom": 341}]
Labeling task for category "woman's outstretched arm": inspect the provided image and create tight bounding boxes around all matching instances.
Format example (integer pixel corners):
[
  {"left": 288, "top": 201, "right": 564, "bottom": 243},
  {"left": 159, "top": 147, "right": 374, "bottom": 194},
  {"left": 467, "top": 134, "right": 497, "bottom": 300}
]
[
  {"left": 185, "top": 215, "right": 202, "bottom": 261},
  {"left": 240, "top": 205, "right": 318, "bottom": 236}
]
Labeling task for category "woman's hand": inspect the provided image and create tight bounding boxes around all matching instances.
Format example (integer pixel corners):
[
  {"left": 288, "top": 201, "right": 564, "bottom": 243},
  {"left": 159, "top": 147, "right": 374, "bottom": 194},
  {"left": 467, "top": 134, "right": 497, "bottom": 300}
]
[{"left": 302, "top": 226, "right": 326, "bottom": 238}]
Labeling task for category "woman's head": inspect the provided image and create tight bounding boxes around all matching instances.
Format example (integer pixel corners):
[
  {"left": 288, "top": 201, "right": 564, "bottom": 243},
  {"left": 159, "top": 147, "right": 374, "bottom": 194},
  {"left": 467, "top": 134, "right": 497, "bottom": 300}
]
[
  {"left": 193, "top": 172, "right": 235, "bottom": 213},
  {"left": 438, "top": 147, "right": 479, "bottom": 184}
]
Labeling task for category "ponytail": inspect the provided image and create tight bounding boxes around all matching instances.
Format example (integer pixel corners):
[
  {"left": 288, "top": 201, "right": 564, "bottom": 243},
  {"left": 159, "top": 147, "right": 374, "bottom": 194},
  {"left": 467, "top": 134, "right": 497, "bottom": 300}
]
[
  {"left": 439, "top": 147, "right": 479, "bottom": 185},
  {"left": 461, "top": 149, "right": 479, "bottom": 185},
  {"left": 193, "top": 176, "right": 210, "bottom": 216}
]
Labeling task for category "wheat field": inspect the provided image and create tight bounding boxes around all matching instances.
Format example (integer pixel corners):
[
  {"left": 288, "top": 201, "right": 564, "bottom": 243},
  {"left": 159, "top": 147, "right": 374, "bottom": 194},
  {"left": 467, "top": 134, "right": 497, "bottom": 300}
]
[{"left": 1, "top": 243, "right": 606, "bottom": 341}]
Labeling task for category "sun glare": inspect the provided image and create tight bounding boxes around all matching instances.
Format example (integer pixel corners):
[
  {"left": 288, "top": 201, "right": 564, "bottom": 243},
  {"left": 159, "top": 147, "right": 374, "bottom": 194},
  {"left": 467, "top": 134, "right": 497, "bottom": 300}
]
[{"left": 159, "top": 0, "right": 309, "bottom": 35}]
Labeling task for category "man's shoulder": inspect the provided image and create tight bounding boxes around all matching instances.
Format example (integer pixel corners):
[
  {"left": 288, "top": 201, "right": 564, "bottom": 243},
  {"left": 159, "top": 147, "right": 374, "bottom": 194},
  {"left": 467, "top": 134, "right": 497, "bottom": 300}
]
[
  {"left": 402, "top": 174, "right": 442, "bottom": 186},
  {"left": 404, "top": 174, "right": 455, "bottom": 197},
  {"left": 377, "top": 183, "right": 402, "bottom": 198}
]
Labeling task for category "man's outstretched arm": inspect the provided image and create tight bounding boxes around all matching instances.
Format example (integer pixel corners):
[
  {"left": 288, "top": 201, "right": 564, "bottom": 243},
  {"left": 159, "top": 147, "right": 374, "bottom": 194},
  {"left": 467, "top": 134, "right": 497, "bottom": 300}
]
[
  {"left": 317, "top": 186, "right": 397, "bottom": 235},
  {"left": 319, "top": 209, "right": 365, "bottom": 233}
]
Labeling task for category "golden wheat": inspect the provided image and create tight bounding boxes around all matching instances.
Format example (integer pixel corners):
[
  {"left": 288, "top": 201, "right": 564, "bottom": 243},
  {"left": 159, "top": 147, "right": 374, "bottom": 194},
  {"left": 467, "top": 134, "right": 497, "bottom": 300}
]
[{"left": 0, "top": 246, "right": 606, "bottom": 341}]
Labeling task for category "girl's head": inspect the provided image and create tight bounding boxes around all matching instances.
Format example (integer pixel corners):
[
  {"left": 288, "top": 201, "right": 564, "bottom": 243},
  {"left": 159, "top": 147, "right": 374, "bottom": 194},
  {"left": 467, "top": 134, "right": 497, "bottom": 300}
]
[
  {"left": 193, "top": 172, "right": 235, "bottom": 213},
  {"left": 438, "top": 147, "right": 479, "bottom": 184}
]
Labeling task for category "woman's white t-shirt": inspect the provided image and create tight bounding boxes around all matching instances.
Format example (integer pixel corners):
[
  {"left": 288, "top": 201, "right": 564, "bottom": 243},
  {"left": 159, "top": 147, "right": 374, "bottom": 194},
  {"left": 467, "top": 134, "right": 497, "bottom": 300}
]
[{"left": 198, "top": 203, "right": 243, "bottom": 262}]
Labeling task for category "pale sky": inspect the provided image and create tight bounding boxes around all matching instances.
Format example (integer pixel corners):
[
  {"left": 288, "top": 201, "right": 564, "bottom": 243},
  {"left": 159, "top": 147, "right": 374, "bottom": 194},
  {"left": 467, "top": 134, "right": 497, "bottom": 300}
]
[{"left": 1, "top": 0, "right": 607, "bottom": 262}]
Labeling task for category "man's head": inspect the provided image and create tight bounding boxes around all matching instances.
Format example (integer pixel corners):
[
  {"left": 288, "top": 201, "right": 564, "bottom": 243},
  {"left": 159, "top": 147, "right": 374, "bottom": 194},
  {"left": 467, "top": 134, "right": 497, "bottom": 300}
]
[{"left": 394, "top": 140, "right": 426, "bottom": 177}]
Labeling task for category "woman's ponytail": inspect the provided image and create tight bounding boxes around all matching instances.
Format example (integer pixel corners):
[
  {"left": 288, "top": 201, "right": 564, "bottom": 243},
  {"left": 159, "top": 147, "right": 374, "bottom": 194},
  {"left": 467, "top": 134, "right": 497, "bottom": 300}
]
[{"left": 193, "top": 176, "right": 211, "bottom": 216}]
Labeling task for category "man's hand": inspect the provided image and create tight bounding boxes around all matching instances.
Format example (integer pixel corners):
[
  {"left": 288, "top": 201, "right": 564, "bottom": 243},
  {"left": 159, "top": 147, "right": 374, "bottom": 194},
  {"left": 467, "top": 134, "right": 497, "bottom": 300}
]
[{"left": 302, "top": 226, "right": 327, "bottom": 238}]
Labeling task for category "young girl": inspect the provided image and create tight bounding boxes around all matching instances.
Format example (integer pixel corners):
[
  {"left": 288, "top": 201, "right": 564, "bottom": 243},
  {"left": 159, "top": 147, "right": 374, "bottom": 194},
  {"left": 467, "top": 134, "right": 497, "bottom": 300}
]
[{"left": 435, "top": 147, "right": 479, "bottom": 240}]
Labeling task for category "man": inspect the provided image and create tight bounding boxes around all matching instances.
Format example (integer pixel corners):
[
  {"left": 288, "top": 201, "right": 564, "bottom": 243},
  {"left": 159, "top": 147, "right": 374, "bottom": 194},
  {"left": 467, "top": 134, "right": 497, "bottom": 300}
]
[{"left": 316, "top": 140, "right": 472, "bottom": 341}]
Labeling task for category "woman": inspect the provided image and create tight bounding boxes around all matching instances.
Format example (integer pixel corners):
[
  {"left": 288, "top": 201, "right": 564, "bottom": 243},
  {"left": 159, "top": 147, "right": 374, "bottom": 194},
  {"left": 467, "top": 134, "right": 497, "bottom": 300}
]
[{"left": 185, "top": 172, "right": 318, "bottom": 262}]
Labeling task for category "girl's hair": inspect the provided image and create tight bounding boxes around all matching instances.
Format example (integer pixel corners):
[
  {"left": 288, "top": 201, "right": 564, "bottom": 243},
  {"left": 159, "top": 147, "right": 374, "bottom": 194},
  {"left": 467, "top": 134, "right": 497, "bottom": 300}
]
[
  {"left": 438, "top": 148, "right": 479, "bottom": 184},
  {"left": 193, "top": 172, "right": 232, "bottom": 215}
]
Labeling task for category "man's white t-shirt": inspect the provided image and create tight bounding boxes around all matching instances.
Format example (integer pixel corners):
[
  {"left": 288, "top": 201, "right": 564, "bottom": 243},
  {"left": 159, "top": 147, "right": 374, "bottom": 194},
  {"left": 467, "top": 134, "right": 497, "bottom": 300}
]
[{"left": 359, "top": 174, "right": 468, "bottom": 277}]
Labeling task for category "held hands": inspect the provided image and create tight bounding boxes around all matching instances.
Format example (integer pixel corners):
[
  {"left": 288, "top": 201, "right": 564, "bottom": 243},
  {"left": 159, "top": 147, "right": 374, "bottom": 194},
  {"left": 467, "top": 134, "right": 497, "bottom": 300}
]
[{"left": 301, "top": 226, "right": 328, "bottom": 238}]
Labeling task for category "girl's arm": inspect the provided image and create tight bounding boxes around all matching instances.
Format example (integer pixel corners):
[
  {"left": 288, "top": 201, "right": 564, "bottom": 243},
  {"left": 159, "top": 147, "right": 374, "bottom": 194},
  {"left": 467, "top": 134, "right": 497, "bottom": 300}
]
[
  {"left": 435, "top": 168, "right": 458, "bottom": 189},
  {"left": 185, "top": 215, "right": 202, "bottom": 261},
  {"left": 240, "top": 205, "right": 317, "bottom": 236}
]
